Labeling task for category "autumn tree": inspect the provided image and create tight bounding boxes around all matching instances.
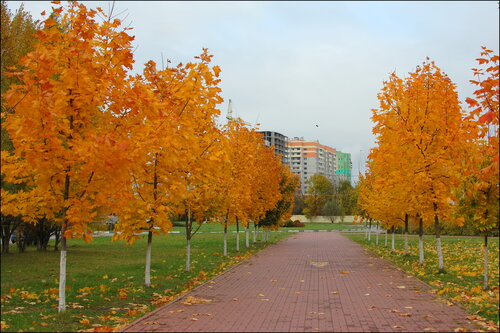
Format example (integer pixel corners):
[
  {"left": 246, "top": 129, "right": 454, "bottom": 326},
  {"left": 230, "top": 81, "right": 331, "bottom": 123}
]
[
  {"left": 372, "top": 59, "right": 468, "bottom": 272},
  {"left": 112, "top": 50, "right": 224, "bottom": 278},
  {"left": 0, "top": 1, "right": 40, "bottom": 254},
  {"left": 303, "top": 174, "right": 334, "bottom": 219},
  {"left": 1, "top": 1, "right": 137, "bottom": 312},
  {"left": 246, "top": 141, "right": 283, "bottom": 245},
  {"left": 259, "top": 164, "right": 299, "bottom": 229},
  {"left": 459, "top": 47, "right": 499, "bottom": 289}
]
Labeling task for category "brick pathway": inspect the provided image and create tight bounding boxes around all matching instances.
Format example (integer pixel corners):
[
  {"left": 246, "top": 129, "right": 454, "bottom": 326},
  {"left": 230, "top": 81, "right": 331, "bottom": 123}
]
[{"left": 122, "top": 232, "right": 477, "bottom": 332}]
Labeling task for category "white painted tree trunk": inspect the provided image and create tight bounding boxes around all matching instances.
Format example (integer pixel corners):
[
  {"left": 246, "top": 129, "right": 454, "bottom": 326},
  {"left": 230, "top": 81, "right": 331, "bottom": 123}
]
[
  {"left": 375, "top": 223, "right": 379, "bottom": 245},
  {"left": 145, "top": 231, "right": 153, "bottom": 288},
  {"left": 253, "top": 225, "right": 257, "bottom": 243},
  {"left": 419, "top": 235, "right": 424, "bottom": 265},
  {"left": 404, "top": 231, "right": 408, "bottom": 256},
  {"left": 368, "top": 227, "right": 371, "bottom": 242},
  {"left": 391, "top": 231, "right": 395, "bottom": 252},
  {"left": 185, "top": 239, "right": 191, "bottom": 271},
  {"left": 436, "top": 237, "right": 444, "bottom": 271},
  {"left": 185, "top": 207, "right": 191, "bottom": 272},
  {"left": 245, "top": 226, "right": 249, "bottom": 248},
  {"left": 384, "top": 231, "right": 388, "bottom": 247},
  {"left": 58, "top": 248, "right": 67, "bottom": 312},
  {"left": 483, "top": 239, "right": 489, "bottom": 290},
  {"left": 223, "top": 227, "right": 227, "bottom": 256}
]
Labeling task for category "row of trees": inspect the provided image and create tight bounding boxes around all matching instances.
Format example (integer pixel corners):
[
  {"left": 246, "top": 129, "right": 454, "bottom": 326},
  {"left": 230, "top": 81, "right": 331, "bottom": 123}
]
[
  {"left": 294, "top": 174, "right": 358, "bottom": 221},
  {"left": 358, "top": 51, "right": 498, "bottom": 289},
  {"left": 0, "top": 1, "right": 298, "bottom": 313}
]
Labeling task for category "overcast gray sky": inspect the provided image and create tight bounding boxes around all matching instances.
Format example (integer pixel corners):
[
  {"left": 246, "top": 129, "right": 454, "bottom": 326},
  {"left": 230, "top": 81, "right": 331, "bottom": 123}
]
[{"left": 7, "top": 1, "right": 500, "bottom": 181}]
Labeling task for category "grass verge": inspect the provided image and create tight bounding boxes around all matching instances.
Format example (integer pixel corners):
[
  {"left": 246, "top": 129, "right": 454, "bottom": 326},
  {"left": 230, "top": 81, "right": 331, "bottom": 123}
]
[
  {"left": 344, "top": 233, "right": 499, "bottom": 329},
  {"left": 1, "top": 231, "right": 290, "bottom": 332}
]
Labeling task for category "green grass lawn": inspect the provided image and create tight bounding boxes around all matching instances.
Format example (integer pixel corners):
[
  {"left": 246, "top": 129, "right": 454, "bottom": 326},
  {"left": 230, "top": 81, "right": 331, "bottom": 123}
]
[
  {"left": 344, "top": 233, "right": 500, "bottom": 325},
  {"left": 167, "top": 221, "right": 363, "bottom": 233},
  {"left": 1, "top": 231, "right": 291, "bottom": 332}
]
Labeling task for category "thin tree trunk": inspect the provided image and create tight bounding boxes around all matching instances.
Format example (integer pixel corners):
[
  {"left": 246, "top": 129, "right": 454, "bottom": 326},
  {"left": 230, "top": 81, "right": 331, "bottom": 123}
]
[
  {"left": 376, "top": 221, "right": 379, "bottom": 245},
  {"left": 58, "top": 172, "right": 70, "bottom": 313},
  {"left": 391, "top": 227, "right": 395, "bottom": 252},
  {"left": 384, "top": 229, "right": 388, "bottom": 247},
  {"left": 434, "top": 215, "right": 445, "bottom": 273},
  {"left": 253, "top": 223, "right": 257, "bottom": 243},
  {"left": 404, "top": 214, "right": 409, "bottom": 256},
  {"left": 146, "top": 154, "right": 158, "bottom": 286},
  {"left": 483, "top": 235, "right": 489, "bottom": 290},
  {"left": 145, "top": 230, "right": 153, "bottom": 287},
  {"left": 245, "top": 225, "right": 249, "bottom": 248},
  {"left": 368, "top": 219, "right": 372, "bottom": 241},
  {"left": 58, "top": 225, "right": 67, "bottom": 313},
  {"left": 54, "top": 230, "right": 60, "bottom": 251},
  {"left": 236, "top": 218, "right": 240, "bottom": 252},
  {"left": 223, "top": 223, "right": 227, "bottom": 256},
  {"left": 418, "top": 218, "right": 424, "bottom": 265},
  {"left": 365, "top": 219, "right": 368, "bottom": 239},
  {"left": 185, "top": 208, "right": 191, "bottom": 272}
]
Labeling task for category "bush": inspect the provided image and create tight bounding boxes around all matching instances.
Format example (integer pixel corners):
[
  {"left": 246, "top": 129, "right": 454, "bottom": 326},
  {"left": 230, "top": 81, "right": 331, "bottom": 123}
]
[
  {"left": 283, "top": 220, "right": 305, "bottom": 228},
  {"left": 293, "top": 220, "right": 305, "bottom": 227}
]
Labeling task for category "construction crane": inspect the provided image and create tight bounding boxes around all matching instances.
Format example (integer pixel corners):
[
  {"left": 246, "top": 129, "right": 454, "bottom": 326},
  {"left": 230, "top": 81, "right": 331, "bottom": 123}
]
[{"left": 226, "top": 99, "right": 250, "bottom": 125}]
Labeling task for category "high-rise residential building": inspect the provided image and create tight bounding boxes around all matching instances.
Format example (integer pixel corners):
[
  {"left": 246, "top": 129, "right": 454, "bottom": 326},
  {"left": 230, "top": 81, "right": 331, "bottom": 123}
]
[
  {"left": 335, "top": 152, "right": 352, "bottom": 185},
  {"left": 258, "top": 131, "right": 289, "bottom": 164},
  {"left": 287, "top": 138, "right": 337, "bottom": 193}
]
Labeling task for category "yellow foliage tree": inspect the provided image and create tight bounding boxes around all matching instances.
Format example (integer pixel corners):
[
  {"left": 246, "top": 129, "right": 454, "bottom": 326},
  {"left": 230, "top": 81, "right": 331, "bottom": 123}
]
[{"left": 1, "top": 1, "right": 136, "bottom": 312}]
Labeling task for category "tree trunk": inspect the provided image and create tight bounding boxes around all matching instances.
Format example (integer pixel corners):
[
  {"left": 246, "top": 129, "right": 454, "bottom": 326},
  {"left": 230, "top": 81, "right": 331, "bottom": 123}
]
[
  {"left": 391, "top": 227, "right": 395, "bottom": 252},
  {"left": 186, "top": 238, "right": 191, "bottom": 272},
  {"left": 58, "top": 230, "right": 67, "bottom": 313},
  {"left": 404, "top": 214, "right": 409, "bottom": 256},
  {"left": 223, "top": 223, "right": 228, "bottom": 256},
  {"left": 384, "top": 229, "right": 388, "bottom": 247},
  {"left": 483, "top": 235, "right": 489, "bottom": 290},
  {"left": 236, "top": 218, "right": 240, "bottom": 252},
  {"left": 245, "top": 225, "right": 249, "bottom": 248},
  {"left": 368, "top": 219, "right": 372, "bottom": 242},
  {"left": 185, "top": 208, "right": 191, "bottom": 272},
  {"left": 145, "top": 230, "right": 153, "bottom": 287},
  {"left": 58, "top": 172, "right": 71, "bottom": 313},
  {"left": 364, "top": 219, "right": 368, "bottom": 239},
  {"left": 376, "top": 221, "right": 379, "bottom": 245},
  {"left": 434, "top": 215, "right": 445, "bottom": 273},
  {"left": 54, "top": 230, "right": 61, "bottom": 251},
  {"left": 253, "top": 223, "right": 257, "bottom": 243},
  {"left": 418, "top": 218, "right": 424, "bottom": 265},
  {"left": 2, "top": 235, "right": 9, "bottom": 254}
]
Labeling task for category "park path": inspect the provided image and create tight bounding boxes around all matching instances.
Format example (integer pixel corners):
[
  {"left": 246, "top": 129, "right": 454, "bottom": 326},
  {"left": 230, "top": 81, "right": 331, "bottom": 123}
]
[{"left": 122, "top": 232, "right": 477, "bottom": 332}]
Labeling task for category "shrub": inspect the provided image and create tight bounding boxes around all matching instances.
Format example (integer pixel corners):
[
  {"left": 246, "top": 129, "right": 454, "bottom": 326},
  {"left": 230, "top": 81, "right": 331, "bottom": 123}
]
[{"left": 293, "top": 220, "right": 305, "bottom": 227}]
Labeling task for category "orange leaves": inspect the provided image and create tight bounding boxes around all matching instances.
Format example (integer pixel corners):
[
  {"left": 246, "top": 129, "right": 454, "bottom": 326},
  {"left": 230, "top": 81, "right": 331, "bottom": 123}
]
[{"left": 365, "top": 57, "right": 473, "bottom": 231}]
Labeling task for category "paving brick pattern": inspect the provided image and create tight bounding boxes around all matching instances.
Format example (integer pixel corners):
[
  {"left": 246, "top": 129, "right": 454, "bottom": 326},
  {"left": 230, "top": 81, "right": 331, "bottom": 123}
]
[{"left": 122, "top": 232, "right": 477, "bottom": 332}]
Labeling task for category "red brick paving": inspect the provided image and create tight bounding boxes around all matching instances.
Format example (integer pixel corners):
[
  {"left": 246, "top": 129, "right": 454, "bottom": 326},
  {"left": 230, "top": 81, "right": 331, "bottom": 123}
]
[{"left": 122, "top": 232, "right": 478, "bottom": 332}]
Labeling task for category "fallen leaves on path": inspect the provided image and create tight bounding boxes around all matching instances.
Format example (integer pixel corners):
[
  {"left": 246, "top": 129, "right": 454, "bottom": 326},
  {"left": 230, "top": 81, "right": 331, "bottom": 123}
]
[{"left": 182, "top": 297, "right": 213, "bottom": 306}]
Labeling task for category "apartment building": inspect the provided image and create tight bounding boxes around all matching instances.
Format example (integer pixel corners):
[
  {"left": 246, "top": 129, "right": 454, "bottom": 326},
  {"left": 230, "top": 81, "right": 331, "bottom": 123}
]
[
  {"left": 258, "top": 131, "right": 289, "bottom": 164},
  {"left": 335, "top": 151, "right": 352, "bottom": 185},
  {"left": 287, "top": 138, "right": 337, "bottom": 193}
]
